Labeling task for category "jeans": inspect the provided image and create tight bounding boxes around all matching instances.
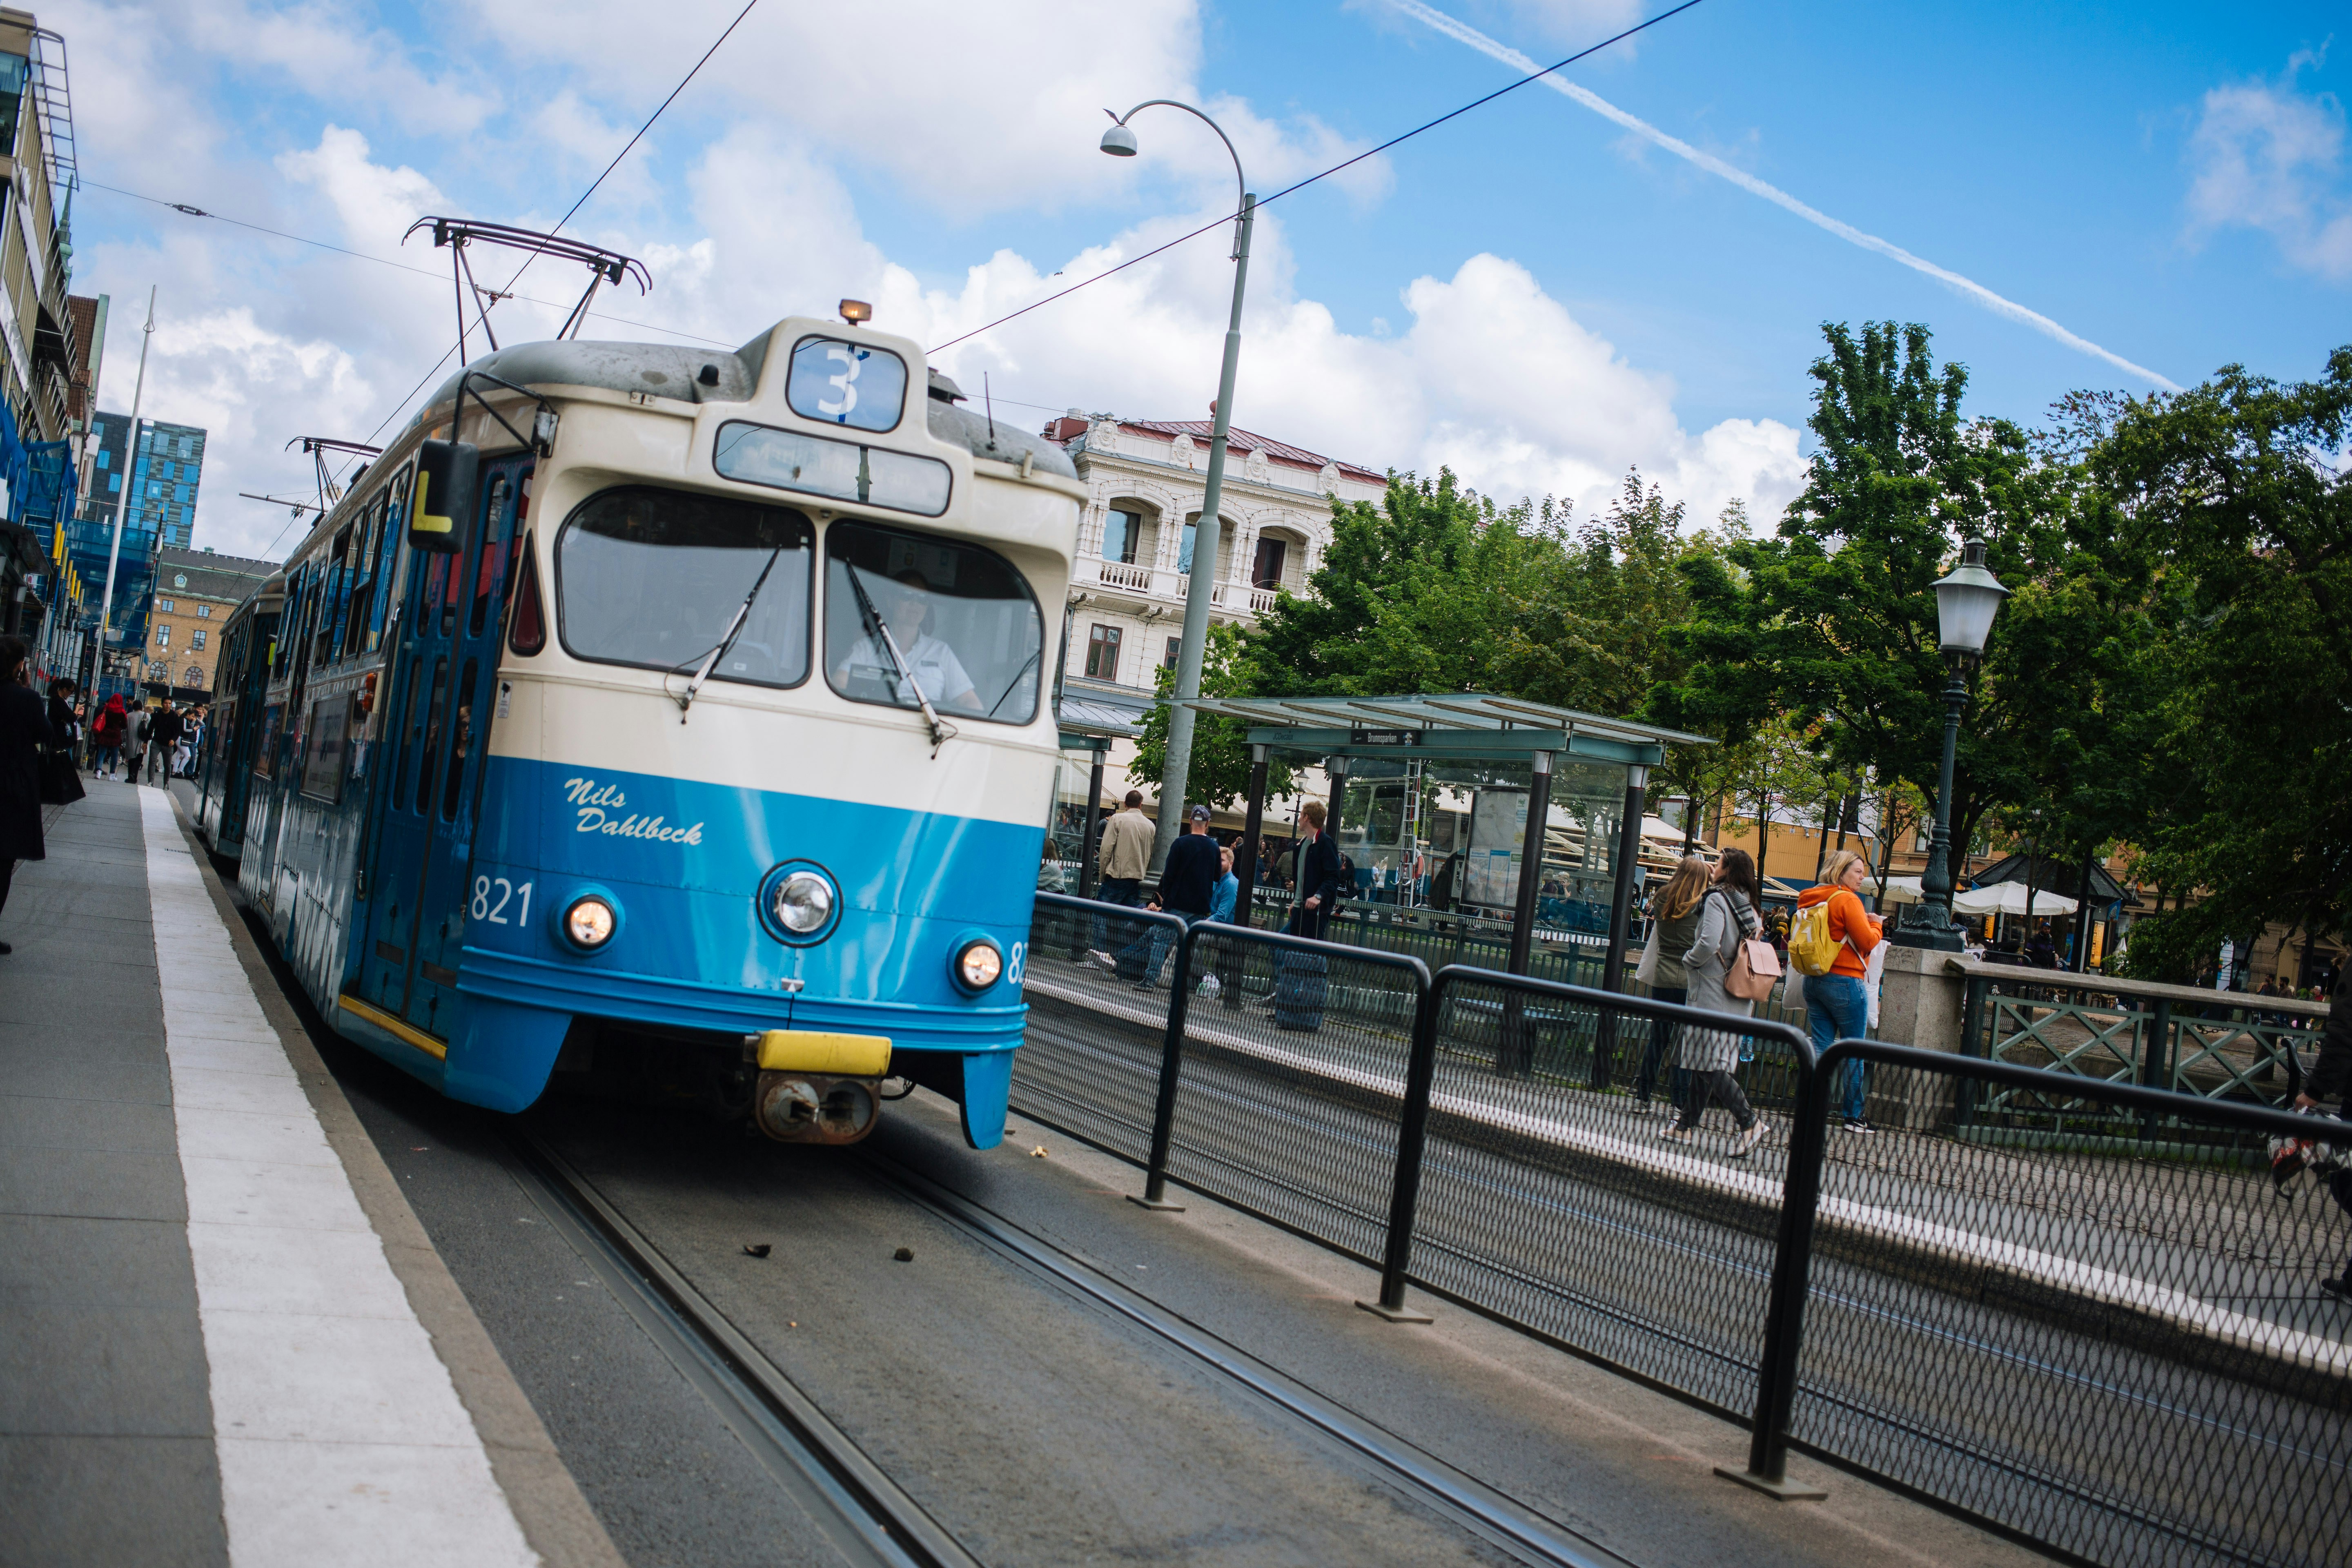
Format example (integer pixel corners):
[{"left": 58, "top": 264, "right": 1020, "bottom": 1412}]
[
  {"left": 1091, "top": 877, "right": 1142, "bottom": 953},
  {"left": 1676, "top": 1068, "right": 1755, "bottom": 1131},
  {"left": 1120, "top": 909, "right": 1203, "bottom": 986},
  {"left": 1805, "top": 971, "right": 1872, "bottom": 1122},
  {"left": 1633, "top": 986, "right": 1689, "bottom": 1104},
  {"left": 93, "top": 745, "right": 118, "bottom": 775}
]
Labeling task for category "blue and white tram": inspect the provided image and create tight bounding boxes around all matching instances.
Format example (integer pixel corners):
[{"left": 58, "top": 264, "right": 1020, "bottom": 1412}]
[
  {"left": 192, "top": 574, "right": 283, "bottom": 858},
  {"left": 236, "top": 315, "right": 1082, "bottom": 1148}
]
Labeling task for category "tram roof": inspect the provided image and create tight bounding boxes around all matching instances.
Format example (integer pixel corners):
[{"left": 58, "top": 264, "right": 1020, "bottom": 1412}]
[
  {"left": 414, "top": 330, "right": 1077, "bottom": 479},
  {"left": 1179, "top": 693, "right": 1714, "bottom": 766}
]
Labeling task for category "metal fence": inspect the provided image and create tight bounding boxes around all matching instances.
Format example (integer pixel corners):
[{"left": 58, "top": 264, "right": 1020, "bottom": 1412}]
[{"left": 1010, "top": 894, "right": 2352, "bottom": 1568}]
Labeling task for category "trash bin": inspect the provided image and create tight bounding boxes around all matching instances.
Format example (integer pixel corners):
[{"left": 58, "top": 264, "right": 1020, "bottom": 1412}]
[{"left": 1274, "top": 950, "right": 1327, "bottom": 1031}]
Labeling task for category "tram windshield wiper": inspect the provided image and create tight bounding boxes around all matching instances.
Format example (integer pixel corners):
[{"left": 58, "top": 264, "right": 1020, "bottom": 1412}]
[
  {"left": 673, "top": 544, "right": 786, "bottom": 723},
  {"left": 844, "top": 561, "right": 956, "bottom": 757}
]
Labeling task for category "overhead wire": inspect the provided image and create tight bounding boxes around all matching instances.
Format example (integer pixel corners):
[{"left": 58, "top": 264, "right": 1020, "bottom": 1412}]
[
  {"left": 82, "top": 178, "right": 738, "bottom": 348},
  {"left": 927, "top": 0, "right": 1707, "bottom": 353}
]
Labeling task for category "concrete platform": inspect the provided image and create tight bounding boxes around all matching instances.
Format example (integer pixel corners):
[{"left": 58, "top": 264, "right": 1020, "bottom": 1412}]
[{"left": 0, "top": 783, "right": 611, "bottom": 1567}]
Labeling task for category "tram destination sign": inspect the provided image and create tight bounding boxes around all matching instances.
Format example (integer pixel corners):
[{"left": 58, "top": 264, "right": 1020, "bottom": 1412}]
[{"left": 1349, "top": 727, "right": 1424, "bottom": 747}]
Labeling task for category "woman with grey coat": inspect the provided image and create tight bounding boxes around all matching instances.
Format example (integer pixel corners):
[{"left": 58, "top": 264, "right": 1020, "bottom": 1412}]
[{"left": 1663, "top": 847, "right": 1767, "bottom": 1156}]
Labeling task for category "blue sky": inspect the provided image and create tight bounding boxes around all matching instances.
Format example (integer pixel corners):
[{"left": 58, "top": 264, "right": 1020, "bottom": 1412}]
[{"left": 53, "top": 0, "right": 2350, "bottom": 557}]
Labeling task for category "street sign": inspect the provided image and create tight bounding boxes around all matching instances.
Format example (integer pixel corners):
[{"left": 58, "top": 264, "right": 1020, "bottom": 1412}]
[{"left": 1349, "top": 727, "right": 1423, "bottom": 746}]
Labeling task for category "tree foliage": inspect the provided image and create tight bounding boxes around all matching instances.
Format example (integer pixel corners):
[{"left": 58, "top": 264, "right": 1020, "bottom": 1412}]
[{"left": 1127, "top": 622, "right": 1298, "bottom": 809}]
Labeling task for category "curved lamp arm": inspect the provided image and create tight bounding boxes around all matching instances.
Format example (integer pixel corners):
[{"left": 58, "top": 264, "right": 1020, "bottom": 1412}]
[{"left": 1105, "top": 100, "right": 1247, "bottom": 217}]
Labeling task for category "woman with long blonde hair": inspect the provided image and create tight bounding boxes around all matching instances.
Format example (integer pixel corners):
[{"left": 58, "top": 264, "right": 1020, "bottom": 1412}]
[{"left": 1633, "top": 855, "right": 1713, "bottom": 1109}]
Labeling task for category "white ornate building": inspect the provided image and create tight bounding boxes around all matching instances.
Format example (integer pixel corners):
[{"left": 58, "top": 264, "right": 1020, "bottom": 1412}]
[{"left": 1040, "top": 411, "right": 1388, "bottom": 735}]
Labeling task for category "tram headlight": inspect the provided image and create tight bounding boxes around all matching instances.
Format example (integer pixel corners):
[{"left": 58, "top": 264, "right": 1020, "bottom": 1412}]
[
  {"left": 772, "top": 871, "right": 834, "bottom": 935},
  {"left": 954, "top": 939, "right": 1003, "bottom": 991},
  {"left": 564, "top": 895, "right": 617, "bottom": 950}
]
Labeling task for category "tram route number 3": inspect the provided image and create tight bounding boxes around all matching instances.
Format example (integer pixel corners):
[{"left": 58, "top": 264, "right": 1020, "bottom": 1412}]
[{"left": 469, "top": 877, "right": 533, "bottom": 926}]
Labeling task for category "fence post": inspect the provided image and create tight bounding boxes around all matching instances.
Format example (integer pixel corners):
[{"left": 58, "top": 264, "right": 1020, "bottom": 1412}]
[
  {"left": 2138, "top": 998, "right": 2172, "bottom": 1144},
  {"left": 1955, "top": 975, "right": 1987, "bottom": 1128},
  {"left": 1131, "top": 918, "right": 1196, "bottom": 1212},
  {"left": 1360, "top": 967, "right": 1442, "bottom": 1323},
  {"left": 1718, "top": 1042, "right": 1836, "bottom": 1502}
]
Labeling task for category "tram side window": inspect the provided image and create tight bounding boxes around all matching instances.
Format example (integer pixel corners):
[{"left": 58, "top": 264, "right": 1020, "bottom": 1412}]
[
  {"left": 471, "top": 476, "right": 510, "bottom": 637},
  {"left": 368, "top": 475, "right": 408, "bottom": 653},
  {"left": 823, "top": 519, "right": 1044, "bottom": 726},
  {"left": 555, "top": 486, "right": 814, "bottom": 688}
]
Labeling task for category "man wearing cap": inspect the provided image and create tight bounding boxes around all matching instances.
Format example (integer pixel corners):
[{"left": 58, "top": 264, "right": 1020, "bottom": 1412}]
[{"left": 1100, "top": 805, "right": 1223, "bottom": 989}]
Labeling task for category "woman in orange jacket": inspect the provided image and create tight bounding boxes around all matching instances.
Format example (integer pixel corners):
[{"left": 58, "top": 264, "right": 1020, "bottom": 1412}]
[{"left": 1795, "top": 849, "right": 1884, "bottom": 1131}]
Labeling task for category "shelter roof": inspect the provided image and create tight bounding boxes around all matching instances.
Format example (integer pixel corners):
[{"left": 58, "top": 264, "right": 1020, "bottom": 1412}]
[{"left": 1180, "top": 692, "right": 1712, "bottom": 766}]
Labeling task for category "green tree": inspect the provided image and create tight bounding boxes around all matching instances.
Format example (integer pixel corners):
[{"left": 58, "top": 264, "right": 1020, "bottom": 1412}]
[
  {"left": 1128, "top": 622, "right": 1298, "bottom": 809},
  {"left": 2089, "top": 347, "right": 2352, "bottom": 969}
]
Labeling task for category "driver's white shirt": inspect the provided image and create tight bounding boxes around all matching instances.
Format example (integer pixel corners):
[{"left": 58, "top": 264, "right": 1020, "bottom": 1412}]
[{"left": 842, "top": 629, "right": 974, "bottom": 705}]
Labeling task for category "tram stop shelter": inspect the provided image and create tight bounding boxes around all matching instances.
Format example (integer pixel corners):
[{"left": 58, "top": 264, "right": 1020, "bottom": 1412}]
[{"left": 1178, "top": 693, "right": 1712, "bottom": 989}]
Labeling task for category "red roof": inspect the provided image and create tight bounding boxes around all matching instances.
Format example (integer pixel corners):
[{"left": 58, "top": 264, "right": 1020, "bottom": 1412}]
[{"left": 1040, "top": 415, "right": 1384, "bottom": 485}]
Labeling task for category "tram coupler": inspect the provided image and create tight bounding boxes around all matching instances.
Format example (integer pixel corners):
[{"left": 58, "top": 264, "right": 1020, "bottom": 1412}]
[{"left": 743, "top": 1029, "right": 892, "bottom": 1146}]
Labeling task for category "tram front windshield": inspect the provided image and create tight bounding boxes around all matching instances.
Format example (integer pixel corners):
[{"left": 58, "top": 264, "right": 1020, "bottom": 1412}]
[
  {"left": 556, "top": 487, "right": 814, "bottom": 687},
  {"left": 823, "top": 519, "right": 1042, "bottom": 725}
]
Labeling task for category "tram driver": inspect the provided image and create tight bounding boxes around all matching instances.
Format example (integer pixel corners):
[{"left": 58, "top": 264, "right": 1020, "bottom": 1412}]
[{"left": 833, "top": 570, "right": 980, "bottom": 713}]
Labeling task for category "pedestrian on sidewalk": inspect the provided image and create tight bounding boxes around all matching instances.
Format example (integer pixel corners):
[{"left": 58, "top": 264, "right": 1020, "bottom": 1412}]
[
  {"left": 45, "top": 679, "right": 78, "bottom": 757},
  {"left": 1287, "top": 798, "right": 1342, "bottom": 942},
  {"left": 145, "top": 703, "right": 179, "bottom": 785},
  {"left": 2296, "top": 991, "right": 2352, "bottom": 1301},
  {"left": 1797, "top": 849, "right": 1886, "bottom": 1132},
  {"left": 1083, "top": 791, "right": 1154, "bottom": 963},
  {"left": 90, "top": 693, "right": 125, "bottom": 778},
  {"left": 122, "top": 698, "right": 149, "bottom": 785},
  {"left": 0, "top": 636, "right": 53, "bottom": 951},
  {"left": 1664, "top": 847, "right": 1768, "bottom": 1156},
  {"left": 1106, "top": 805, "right": 1221, "bottom": 989},
  {"left": 1634, "top": 854, "right": 1711, "bottom": 1111}
]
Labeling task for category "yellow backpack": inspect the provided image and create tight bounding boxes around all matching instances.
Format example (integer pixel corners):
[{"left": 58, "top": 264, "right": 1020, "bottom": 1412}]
[{"left": 1786, "top": 898, "right": 1848, "bottom": 977}]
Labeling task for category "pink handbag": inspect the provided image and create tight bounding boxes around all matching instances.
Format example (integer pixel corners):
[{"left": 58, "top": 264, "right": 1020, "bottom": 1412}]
[{"left": 1725, "top": 931, "right": 1782, "bottom": 1002}]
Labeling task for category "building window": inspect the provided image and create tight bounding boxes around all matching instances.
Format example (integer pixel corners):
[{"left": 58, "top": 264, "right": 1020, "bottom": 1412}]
[
  {"left": 1252, "top": 536, "right": 1287, "bottom": 589},
  {"left": 155, "top": 625, "right": 171, "bottom": 647},
  {"left": 1101, "top": 507, "right": 1142, "bottom": 564},
  {"left": 196, "top": 604, "right": 211, "bottom": 618},
  {"left": 1179, "top": 519, "right": 1197, "bottom": 575},
  {"left": 192, "top": 629, "right": 207, "bottom": 650},
  {"left": 185, "top": 665, "right": 204, "bottom": 688},
  {"left": 1084, "top": 623, "right": 1121, "bottom": 681},
  {"left": 155, "top": 597, "right": 174, "bottom": 612},
  {"left": 1164, "top": 636, "right": 1180, "bottom": 670}
]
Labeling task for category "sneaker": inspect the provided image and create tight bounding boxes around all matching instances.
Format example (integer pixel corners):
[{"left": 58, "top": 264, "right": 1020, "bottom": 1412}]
[
  {"left": 1084, "top": 950, "right": 1119, "bottom": 972},
  {"left": 1131, "top": 979, "right": 1158, "bottom": 992},
  {"left": 1659, "top": 1124, "right": 1694, "bottom": 1143},
  {"left": 1731, "top": 1122, "right": 1767, "bottom": 1158},
  {"left": 1841, "top": 1119, "right": 1873, "bottom": 1134},
  {"left": 2322, "top": 1276, "right": 2352, "bottom": 1303}
]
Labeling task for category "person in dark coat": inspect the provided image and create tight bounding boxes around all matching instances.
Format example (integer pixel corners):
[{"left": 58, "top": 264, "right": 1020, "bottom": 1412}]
[
  {"left": 0, "top": 636, "right": 53, "bottom": 951},
  {"left": 2295, "top": 991, "right": 2352, "bottom": 1300},
  {"left": 45, "top": 679, "right": 77, "bottom": 752},
  {"left": 1288, "top": 798, "right": 1342, "bottom": 941}
]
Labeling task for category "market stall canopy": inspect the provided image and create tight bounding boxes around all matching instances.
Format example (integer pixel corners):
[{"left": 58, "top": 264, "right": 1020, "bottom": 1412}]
[
  {"left": 1952, "top": 882, "right": 2079, "bottom": 917},
  {"left": 1878, "top": 875, "right": 1925, "bottom": 906},
  {"left": 1178, "top": 692, "right": 1714, "bottom": 766}
]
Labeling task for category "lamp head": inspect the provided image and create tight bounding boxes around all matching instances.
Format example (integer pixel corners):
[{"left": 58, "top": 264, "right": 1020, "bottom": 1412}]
[
  {"left": 837, "top": 299, "right": 873, "bottom": 324},
  {"left": 1933, "top": 539, "right": 2009, "bottom": 657},
  {"left": 1099, "top": 122, "right": 1138, "bottom": 157}
]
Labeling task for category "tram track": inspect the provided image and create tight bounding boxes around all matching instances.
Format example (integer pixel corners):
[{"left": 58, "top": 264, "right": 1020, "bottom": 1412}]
[
  {"left": 507, "top": 1133, "right": 980, "bottom": 1568},
  {"left": 513, "top": 1113, "right": 1633, "bottom": 1568}
]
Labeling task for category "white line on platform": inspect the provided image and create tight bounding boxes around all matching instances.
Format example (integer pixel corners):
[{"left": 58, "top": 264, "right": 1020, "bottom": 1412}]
[
  {"left": 139, "top": 788, "right": 538, "bottom": 1568},
  {"left": 1027, "top": 969, "right": 2352, "bottom": 1376}
]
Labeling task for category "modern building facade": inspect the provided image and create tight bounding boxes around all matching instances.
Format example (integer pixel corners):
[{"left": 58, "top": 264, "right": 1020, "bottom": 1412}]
[
  {"left": 142, "top": 546, "right": 274, "bottom": 699},
  {"left": 0, "top": 9, "right": 85, "bottom": 657}
]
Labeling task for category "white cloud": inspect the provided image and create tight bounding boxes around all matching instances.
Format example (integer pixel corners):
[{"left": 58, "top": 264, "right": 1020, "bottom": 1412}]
[
  {"left": 2185, "top": 53, "right": 2352, "bottom": 282},
  {"left": 277, "top": 126, "right": 448, "bottom": 248}
]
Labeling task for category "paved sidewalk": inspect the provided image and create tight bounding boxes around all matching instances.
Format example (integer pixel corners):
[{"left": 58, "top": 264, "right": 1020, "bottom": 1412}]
[{"left": 0, "top": 784, "right": 541, "bottom": 1566}]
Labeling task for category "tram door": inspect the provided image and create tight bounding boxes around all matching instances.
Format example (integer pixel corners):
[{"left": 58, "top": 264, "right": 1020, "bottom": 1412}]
[{"left": 358, "top": 457, "right": 528, "bottom": 1038}]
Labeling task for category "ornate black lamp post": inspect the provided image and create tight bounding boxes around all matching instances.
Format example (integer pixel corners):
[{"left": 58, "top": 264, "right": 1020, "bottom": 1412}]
[{"left": 1891, "top": 539, "right": 2009, "bottom": 950}]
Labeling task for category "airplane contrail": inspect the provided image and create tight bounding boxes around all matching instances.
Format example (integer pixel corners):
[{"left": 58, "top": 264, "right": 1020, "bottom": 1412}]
[{"left": 1389, "top": 0, "right": 2181, "bottom": 391}]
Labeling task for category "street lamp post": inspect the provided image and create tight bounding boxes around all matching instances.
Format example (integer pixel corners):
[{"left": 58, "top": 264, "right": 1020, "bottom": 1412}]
[
  {"left": 1891, "top": 539, "right": 2009, "bottom": 951},
  {"left": 1100, "top": 101, "right": 1255, "bottom": 873}
]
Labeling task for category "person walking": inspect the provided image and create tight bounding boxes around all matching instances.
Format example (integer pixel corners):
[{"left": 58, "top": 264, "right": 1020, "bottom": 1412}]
[
  {"left": 45, "top": 680, "right": 78, "bottom": 760},
  {"left": 122, "top": 699, "right": 149, "bottom": 786},
  {"left": 1084, "top": 791, "right": 1155, "bottom": 964},
  {"left": 1287, "top": 799, "right": 1342, "bottom": 941},
  {"left": 1663, "top": 847, "right": 1768, "bottom": 1156},
  {"left": 145, "top": 703, "right": 178, "bottom": 785},
  {"left": 1795, "top": 848, "right": 1885, "bottom": 1131},
  {"left": 1634, "top": 855, "right": 1711, "bottom": 1111},
  {"left": 0, "top": 637, "right": 53, "bottom": 952},
  {"left": 90, "top": 693, "right": 126, "bottom": 779},
  {"left": 2295, "top": 991, "right": 2352, "bottom": 1300},
  {"left": 1108, "top": 806, "right": 1222, "bottom": 990}
]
